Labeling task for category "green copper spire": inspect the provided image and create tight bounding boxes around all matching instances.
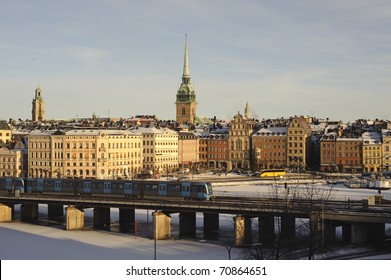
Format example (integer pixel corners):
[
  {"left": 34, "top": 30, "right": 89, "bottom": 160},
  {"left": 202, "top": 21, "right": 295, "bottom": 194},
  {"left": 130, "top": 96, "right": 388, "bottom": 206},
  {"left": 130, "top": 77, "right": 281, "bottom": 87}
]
[
  {"left": 177, "top": 34, "right": 195, "bottom": 98},
  {"left": 182, "top": 34, "right": 190, "bottom": 80},
  {"left": 176, "top": 34, "right": 197, "bottom": 125}
]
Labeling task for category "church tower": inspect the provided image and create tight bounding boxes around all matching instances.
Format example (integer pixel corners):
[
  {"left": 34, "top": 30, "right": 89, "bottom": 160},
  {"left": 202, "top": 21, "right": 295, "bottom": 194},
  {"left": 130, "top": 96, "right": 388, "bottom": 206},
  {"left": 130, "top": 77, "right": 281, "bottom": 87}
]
[
  {"left": 32, "top": 85, "right": 45, "bottom": 122},
  {"left": 176, "top": 35, "right": 196, "bottom": 125}
]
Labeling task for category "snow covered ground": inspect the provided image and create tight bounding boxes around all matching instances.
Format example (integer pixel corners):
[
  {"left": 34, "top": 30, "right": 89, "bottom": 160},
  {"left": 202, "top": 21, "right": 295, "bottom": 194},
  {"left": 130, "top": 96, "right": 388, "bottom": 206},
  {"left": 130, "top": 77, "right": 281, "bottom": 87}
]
[{"left": 0, "top": 207, "right": 241, "bottom": 260}]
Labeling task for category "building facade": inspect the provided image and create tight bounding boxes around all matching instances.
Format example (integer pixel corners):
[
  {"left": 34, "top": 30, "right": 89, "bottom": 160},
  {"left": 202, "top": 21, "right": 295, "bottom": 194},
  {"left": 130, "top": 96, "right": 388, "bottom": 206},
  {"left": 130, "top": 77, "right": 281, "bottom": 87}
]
[
  {"left": 175, "top": 36, "right": 196, "bottom": 125},
  {"left": 28, "top": 129, "right": 143, "bottom": 179},
  {"left": 228, "top": 112, "right": 255, "bottom": 170},
  {"left": 382, "top": 129, "right": 391, "bottom": 172},
  {"left": 335, "top": 137, "right": 362, "bottom": 173},
  {"left": 178, "top": 131, "right": 199, "bottom": 169},
  {"left": 0, "top": 147, "right": 24, "bottom": 177},
  {"left": 137, "top": 127, "right": 178, "bottom": 176},
  {"left": 0, "top": 121, "right": 11, "bottom": 146},
  {"left": 362, "top": 132, "right": 382, "bottom": 173},
  {"left": 287, "top": 116, "right": 313, "bottom": 171},
  {"left": 32, "top": 85, "right": 45, "bottom": 122},
  {"left": 198, "top": 136, "right": 208, "bottom": 169},
  {"left": 319, "top": 132, "right": 337, "bottom": 172},
  {"left": 252, "top": 127, "right": 287, "bottom": 170},
  {"left": 207, "top": 134, "right": 228, "bottom": 169}
]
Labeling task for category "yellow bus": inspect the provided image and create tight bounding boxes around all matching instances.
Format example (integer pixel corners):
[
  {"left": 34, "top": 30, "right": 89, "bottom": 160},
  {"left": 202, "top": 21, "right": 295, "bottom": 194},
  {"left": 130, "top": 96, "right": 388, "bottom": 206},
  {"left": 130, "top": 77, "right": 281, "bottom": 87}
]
[{"left": 260, "top": 169, "right": 286, "bottom": 178}]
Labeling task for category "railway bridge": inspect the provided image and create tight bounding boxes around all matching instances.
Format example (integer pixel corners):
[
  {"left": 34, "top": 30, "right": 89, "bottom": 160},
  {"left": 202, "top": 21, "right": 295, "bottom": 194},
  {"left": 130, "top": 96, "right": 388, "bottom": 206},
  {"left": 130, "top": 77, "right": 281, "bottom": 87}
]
[{"left": 0, "top": 193, "right": 391, "bottom": 246}]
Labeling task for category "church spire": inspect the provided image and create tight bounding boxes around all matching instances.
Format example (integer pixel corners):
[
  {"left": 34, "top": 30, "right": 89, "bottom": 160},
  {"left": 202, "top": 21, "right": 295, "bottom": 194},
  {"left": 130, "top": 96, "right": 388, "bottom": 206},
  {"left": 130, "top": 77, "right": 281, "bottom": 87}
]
[
  {"left": 245, "top": 101, "right": 250, "bottom": 119},
  {"left": 176, "top": 34, "right": 196, "bottom": 125},
  {"left": 182, "top": 34, "right": 190, "bottom": 83}
]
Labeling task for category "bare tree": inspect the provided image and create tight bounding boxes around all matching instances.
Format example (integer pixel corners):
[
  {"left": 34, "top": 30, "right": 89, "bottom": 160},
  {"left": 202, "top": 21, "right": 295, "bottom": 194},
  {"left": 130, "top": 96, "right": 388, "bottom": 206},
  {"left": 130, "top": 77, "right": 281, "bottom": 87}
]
[
  {"left": 241, "top": 179, "right": 335, "bottom": 260},
  {"left": 296, "top": 181, "right": 335, "bottom": 259}
]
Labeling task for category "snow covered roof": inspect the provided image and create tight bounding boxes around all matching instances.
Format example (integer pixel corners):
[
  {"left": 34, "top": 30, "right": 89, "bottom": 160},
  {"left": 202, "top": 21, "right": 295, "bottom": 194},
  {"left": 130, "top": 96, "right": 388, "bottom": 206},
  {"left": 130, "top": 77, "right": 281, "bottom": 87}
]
[
  {"left": 320, "top": 132, "right": 337, "bottom": 141},
  {"left": 382, "top": 129, "right": 391, "bottom": 137},
  {"left": 362, "top": 131, "right": 381, "bottom": 145},
  {"left": 134, "top": 127, "right": 177, "bottom": 135},
  {"left": 253, "top": 126, "right": 287, "bottom": 136}
]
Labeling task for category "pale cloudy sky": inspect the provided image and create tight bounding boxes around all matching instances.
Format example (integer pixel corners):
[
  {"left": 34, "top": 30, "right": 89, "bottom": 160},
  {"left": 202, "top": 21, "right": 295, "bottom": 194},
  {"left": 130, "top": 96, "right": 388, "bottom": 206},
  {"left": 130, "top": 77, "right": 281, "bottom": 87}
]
[{"left": 1, "top": 0, "right": 390, "bottom": 122}]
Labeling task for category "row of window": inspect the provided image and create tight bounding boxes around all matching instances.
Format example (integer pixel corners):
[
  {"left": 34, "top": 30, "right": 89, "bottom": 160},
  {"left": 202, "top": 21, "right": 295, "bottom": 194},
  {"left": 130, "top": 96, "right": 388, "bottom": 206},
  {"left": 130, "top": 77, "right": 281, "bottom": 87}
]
[
  {"left": 364, "top": 160, "right": 382, "bottom": 164},
  {"left": 288, "top": 149, "right": 304, "bottom": 154},
  {"left": 288, "top": 136, "right": 304, "bottom": 141},
  {"left": 208, "top": 147, "right": 227, "bottom": 152},
  {"left": 33, "top": 141, "right": 142, "bottom": 150},
  {"left": 208, "top": 154, "right": 227, "bottom": 160},
  {"left": 363, "top": 152, "right": 382, "bottom": 157},
  {"left": 253, "top": 139, "right": 285, "bottom": 143},
  {"left": 0, "top": 157, "right": 15, "bottom": 162},
  {"left": 143, "top": 157, "right": 178, "bottom": 162},
  {"left": 263, "top": 152, "right": 285, "bottom": 157},
  {"left": 2, "top": 165, "right": 20, "bottom": 169}
]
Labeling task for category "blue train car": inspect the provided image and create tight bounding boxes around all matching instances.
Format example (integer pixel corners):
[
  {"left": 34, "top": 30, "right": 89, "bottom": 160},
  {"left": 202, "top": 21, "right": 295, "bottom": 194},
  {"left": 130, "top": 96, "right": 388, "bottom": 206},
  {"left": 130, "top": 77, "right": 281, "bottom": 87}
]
[
  {"left": 0, "top": 177, "right": 25, "bottom": 193},
  {"left": 0, "top": 177, "right": 214, "bottom": 201}
]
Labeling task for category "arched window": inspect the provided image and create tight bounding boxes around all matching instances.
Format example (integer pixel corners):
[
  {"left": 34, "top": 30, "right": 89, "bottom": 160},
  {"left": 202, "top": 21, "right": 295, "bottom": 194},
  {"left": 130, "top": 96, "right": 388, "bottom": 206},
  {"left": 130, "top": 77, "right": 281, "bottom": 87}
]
[{"left": 182, "top": 107, "right": 186, "bottom": 116}]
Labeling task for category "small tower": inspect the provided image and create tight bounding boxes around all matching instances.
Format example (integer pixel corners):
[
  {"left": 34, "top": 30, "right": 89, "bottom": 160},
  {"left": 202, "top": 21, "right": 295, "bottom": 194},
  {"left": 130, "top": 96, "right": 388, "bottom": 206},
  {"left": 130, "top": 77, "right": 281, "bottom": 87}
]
[
  {"left": 32, "top": 85, "right": 45, "bottom": 122},
  {"left": 244, "top": 101, "right": 250, "bottom": 119},
  {"left": 176, "top": 35, "right": 196, "bottom": 125}
]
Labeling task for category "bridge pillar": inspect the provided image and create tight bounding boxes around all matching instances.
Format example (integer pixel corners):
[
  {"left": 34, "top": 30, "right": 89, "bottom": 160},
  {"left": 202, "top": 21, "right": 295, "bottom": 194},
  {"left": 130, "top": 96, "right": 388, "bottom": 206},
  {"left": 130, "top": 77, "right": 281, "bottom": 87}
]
[
  {"left": 119, "top": 208, "right": 135, "bottom": 232},
  {"left": 310, "top": 213, "right": 336, "bottom": 243},
  {"left": 258, "top": 216, "right": 274, "bottom": 243},
  {"left": 179, "top": 212, "right": 196, "bottom": 237},
  {"left": 48, "top": 204, "right": 64, "bottom": 220},
  {"left": 93, "top": 207, "right": 111, "bottom": 230},
  {"left": 66, "top": 206, "right": 84, "bottom": 231},
  {"left": 234, "top": 215, "right": 252, "bottom": 247},
  {"left": 351, "top": 223, "right": 367, "bottom": 244},
  {"left": 323, "top": 221, "right": 336, "bottom": 243},
  {"left": 281, "top": 214, "right": 295, "bottom": 240},
  {"left": 203, "top": 212, "right": 219, "bottom": 230},
  {"left": 342, "top": 223, "right": 351, "bottom": 242},
  {"left": 0, "top": 204, "right": 12, "bottom": 222},
  {"left": 21, "top": 203, "right": 39, "bottom": 222},
  {"left": 367, "top": 223, "right": 385, "bottom": 242},
  {"left": 153, "top": 211, "right": 171, "bottom": 240}
]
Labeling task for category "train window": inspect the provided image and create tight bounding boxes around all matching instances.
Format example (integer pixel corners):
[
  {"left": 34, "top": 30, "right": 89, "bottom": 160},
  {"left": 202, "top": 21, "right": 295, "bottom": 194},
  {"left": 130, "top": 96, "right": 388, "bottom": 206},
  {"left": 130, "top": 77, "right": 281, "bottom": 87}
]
[{"left": 152, "top": 185, "right": 157, "bottom": 191}]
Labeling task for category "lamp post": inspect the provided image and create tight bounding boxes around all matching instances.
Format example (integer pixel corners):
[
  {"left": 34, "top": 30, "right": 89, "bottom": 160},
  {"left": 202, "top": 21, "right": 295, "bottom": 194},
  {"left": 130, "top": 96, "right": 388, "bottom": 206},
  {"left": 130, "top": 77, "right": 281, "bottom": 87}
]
[{"left": 153, "top": 208, "right": 158, "bottom": 260}]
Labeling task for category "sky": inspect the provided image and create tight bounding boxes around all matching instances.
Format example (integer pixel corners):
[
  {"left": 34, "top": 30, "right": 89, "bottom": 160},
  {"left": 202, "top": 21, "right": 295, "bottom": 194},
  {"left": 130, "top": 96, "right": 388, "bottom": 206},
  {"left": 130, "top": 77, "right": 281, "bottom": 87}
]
[{"left": 1, "top": 0, "right": 391, "bottom": 122}]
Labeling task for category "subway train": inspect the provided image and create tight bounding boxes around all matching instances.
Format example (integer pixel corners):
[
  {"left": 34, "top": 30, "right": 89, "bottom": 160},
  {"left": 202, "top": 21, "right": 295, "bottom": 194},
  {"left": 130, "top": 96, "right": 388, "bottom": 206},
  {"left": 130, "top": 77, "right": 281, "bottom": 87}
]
[{"left": 0, "top": 177, "right": 214, "bottom": 201}]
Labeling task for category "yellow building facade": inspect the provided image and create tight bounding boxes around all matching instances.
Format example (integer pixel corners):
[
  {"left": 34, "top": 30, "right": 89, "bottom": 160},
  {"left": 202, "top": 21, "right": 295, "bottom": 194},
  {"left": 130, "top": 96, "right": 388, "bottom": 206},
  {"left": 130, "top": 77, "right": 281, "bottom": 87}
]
[
  {"left": 362, "top": 132, "right": 382, "bottom": 173},
  {"left": 137, "top": 127, "right": 179, "bottom": 175},
  {"left": 28, "top": 129, "right": 143, "bottom": 179},
  {"left": 382, "top": 129, "right": 391, "bottom": 172},
  {"left": 0, "top": 147, "right": 24, "bottom": 177}
]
